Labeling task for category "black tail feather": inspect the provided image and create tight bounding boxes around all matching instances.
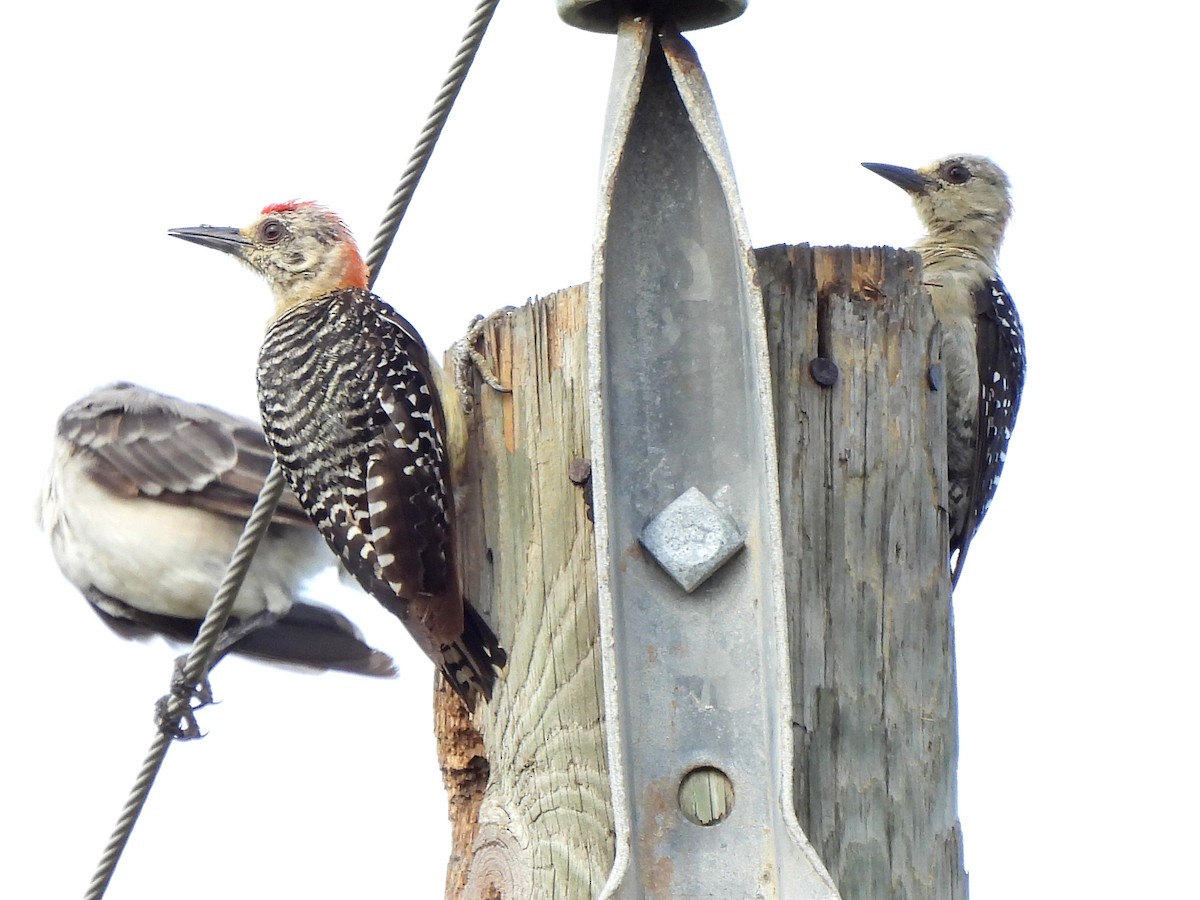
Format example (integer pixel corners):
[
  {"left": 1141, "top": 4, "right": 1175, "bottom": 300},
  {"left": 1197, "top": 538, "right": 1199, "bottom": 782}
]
[{"left": 440, "top": 602, "right": 506, "bottom": 709}]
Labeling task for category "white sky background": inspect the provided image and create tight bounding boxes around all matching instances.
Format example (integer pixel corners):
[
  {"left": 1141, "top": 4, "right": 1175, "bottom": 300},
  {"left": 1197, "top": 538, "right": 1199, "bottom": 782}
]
[{"left": 2, "top": 1, "right": 1196, "bottom": 897}]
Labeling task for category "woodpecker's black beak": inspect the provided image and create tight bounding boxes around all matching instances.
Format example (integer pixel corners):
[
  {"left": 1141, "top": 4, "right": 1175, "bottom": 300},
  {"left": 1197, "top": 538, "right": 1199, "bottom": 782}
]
[
  {"left": 861, "top": 162, "right": 931, "bottom": 195},
  {"left": 168, "top": 225, "right": 250, "bottom": 258}
]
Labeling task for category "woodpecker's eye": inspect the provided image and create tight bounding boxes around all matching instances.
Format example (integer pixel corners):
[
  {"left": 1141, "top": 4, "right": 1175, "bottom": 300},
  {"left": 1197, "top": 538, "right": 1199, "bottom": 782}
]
[
  {"left": 943, "top": 163, "right": 972, "bottom": 185},
  {"left": 258, "top": 220, "right": 286, "bottom": 244}
]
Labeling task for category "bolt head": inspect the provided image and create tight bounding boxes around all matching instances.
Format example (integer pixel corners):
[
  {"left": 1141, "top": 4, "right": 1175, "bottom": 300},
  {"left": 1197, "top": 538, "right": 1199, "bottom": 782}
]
[{"left": 640, "top": 487, "right": 744, "bottom": 593}]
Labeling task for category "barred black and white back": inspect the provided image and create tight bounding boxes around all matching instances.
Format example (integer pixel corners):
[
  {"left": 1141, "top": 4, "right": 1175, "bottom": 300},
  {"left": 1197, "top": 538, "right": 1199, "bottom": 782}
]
[
  {"left": 953, "top": 277, "right": 1026, "bottom": 584},
  {"left": 258, "top": 287, "right": 503, "bottom": 706}
]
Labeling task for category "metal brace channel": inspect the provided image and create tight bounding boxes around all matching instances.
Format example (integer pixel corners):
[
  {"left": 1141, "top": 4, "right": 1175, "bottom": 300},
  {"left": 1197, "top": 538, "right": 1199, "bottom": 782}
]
[{"left": 587, "top": 17, "right": 841, "bottom": 898}]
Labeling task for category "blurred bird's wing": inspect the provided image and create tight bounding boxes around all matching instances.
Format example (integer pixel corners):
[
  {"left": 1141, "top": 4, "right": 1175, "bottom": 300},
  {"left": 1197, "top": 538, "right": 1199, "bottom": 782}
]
[{"left": 57, "top": 381, "right": 310, "bottom": 525}]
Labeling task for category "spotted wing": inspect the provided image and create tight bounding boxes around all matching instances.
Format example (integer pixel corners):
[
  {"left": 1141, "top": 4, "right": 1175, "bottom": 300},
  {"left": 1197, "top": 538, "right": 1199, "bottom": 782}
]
[
  {"left": 951, "top": 278, "right": 1026, "bottom": 585},
  {"left": 363, "top": 302, "right": 462, "bottom": 641}
]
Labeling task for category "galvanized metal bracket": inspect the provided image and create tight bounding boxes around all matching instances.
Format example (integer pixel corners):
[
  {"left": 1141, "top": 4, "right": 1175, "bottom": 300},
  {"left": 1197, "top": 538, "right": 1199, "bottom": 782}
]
[
  {"left": 586, "top": 16, "right": 842, "bottom": 898},
  {"left": 558, "top": 0, "right": 747, "bottom": 33}
]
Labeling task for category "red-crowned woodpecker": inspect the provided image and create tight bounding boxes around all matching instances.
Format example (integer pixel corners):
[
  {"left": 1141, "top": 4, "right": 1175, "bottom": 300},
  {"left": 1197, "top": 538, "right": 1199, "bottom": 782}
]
[
  {"left": 169, "top": 203, "right": 505, "bottom": 708},
  {"left": 862, "top": 155, "right": 1025, "bottom": 587},
  {"left": 40, "top": 382, "right": 396, "bottom": 676}
]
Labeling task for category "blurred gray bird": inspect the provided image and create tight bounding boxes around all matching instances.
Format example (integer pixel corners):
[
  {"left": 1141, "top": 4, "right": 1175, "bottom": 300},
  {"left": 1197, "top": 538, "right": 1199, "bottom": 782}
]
[{"left": 40, "top": 381, "right": 396, "bottom": 677}]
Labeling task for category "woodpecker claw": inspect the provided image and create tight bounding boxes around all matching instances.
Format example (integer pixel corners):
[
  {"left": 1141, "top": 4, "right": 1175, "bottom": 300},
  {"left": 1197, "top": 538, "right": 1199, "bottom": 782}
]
[{"left": 452, "top": 314, "right": 510, "bottom": 415}]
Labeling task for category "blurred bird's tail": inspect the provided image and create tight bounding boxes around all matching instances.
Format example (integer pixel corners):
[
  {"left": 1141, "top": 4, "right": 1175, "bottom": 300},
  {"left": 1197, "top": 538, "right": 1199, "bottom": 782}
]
[{"left": 237, "top": 602, "right": 398, "bottom": 677}]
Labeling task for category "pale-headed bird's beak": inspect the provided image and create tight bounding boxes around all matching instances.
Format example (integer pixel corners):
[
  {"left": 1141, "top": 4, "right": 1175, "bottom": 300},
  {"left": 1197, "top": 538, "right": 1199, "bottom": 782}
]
[{"left": 861, "top": 162, "right": 931, "bottom": 194}]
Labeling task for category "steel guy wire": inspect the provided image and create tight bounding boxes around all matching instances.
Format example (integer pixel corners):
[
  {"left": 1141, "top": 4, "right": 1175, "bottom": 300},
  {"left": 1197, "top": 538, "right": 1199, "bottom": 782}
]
[{"left": 85, "top": 2, "right": 502, "bottom": 895}]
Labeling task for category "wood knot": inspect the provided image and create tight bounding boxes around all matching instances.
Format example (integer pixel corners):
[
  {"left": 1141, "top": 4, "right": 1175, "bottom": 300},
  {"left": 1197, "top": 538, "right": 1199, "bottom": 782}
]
[{"left": 463, "top": 827, "right": 530, "bottom": 899}]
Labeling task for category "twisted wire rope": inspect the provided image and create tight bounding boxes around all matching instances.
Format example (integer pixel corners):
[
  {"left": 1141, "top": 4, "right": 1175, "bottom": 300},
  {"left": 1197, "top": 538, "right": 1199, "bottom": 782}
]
[
  {"left": 367, "top": 0, "right": 501, "bottom": 286},
  {"left": 85, "top": 3, "right": 501, "bottom": 895},
  {"left": 84, "top": 466, "right": 287, "bottom": 900}
]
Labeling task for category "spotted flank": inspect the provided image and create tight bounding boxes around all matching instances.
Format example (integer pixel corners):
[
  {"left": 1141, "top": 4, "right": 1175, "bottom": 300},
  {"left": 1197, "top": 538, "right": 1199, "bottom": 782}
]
[{"left": 258, "top": 286, "right": 502, "bottom": 706}]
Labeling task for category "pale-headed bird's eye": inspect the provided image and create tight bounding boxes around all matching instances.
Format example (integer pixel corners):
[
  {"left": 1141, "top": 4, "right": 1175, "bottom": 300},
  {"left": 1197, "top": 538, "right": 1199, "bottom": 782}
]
[
  {"left": 943, "top": 163, "right": 972, "bottom": 185},
  {"left": 258, "top": 220, "right": 286, "bottom": 244}
]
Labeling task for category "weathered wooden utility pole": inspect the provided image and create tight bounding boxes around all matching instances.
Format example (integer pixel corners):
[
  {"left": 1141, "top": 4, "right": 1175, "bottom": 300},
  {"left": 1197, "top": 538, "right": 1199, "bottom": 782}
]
[
  {"left": 435, "top": 3, "right": 968, "bottom": 898},
  {"left": 439, "top": 245, "right": 966, "bottom": 899}
]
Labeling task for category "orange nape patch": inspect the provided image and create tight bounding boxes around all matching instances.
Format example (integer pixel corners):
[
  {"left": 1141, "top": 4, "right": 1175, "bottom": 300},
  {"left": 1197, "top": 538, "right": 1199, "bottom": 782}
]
[
  {"left": 339, "top": 244, "right": 370, "bottom": 291},
  {"left": 261, "top": 199, "right": 318, "bottom": 215}
]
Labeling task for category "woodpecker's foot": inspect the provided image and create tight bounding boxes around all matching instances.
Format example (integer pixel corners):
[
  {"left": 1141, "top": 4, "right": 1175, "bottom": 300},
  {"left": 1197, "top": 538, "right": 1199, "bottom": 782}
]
[
  {"left": 452, "top": 314, "right": 511, "bottom": 414},
  {"left": 154, "top": 655, "right": 215, "bottom": 740}
]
